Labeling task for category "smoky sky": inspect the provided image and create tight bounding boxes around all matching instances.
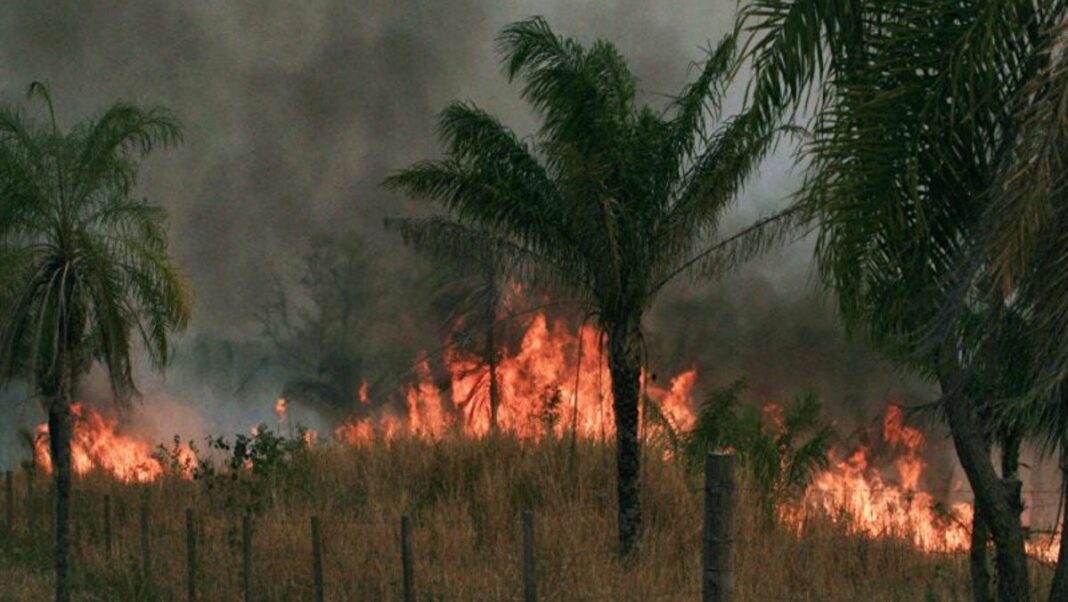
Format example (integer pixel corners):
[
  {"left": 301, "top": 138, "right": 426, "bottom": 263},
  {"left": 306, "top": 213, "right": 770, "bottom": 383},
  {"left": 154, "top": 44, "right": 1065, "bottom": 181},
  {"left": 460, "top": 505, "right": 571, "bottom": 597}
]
[
  {"left": 0, "top": 1, "right": 934, "bottom": 421},
  {"left": 0, "top": 1, "right": 746, "bottom": 330}
]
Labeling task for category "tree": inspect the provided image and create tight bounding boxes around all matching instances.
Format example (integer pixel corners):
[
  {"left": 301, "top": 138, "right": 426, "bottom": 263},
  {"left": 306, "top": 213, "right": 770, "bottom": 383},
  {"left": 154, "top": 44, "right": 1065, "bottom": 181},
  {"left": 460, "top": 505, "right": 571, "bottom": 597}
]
[
  {"left": 258, "top": 232, "right": 375, "bottom": 416},
  {"left": 385, "top": 217, "right": 505, "bottom": 431},
  {"left": 737, "top": 2, "right": 1068, "bottom": 599},
  {"left": 0, "top": 83, "right": 189, "bottom": 602},
  {"left": 385, "top": 17, "right": 790, "bottom": 554},
  {"left": 946, "top": 12, "right": 1068, "bottom": 597}
]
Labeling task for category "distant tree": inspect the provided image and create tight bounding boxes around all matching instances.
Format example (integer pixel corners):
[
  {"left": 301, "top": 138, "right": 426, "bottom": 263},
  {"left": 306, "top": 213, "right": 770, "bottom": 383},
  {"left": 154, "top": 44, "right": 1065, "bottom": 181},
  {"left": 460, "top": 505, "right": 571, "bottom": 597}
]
[
  {"left": 438, "top": 260, "right": 504, "bottom": 431},
  {"left": 0, "top": 83, "right": 188, "bottom": 602},
  {"left": 258, "top": 232, "right": 375, "bottom": 416},
  {"left": 386, "top": 18, "right": 793, "bottom": 554},
  {"left": 386, "top": 217, "right": 507, "bottom": 431}
]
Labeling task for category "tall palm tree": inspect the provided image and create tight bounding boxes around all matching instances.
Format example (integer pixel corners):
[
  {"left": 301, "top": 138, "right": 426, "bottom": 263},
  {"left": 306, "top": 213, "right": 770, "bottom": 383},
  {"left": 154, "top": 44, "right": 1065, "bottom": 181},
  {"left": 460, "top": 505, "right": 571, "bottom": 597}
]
[
  {"left": 0, "top": 83, "right": 189, "bottom": 602},
  {"left": 386, "top": 17, "right": 792, "bottom": 554},
  {"left": 737, "top": 1, "right": 1068, "bottom": 600},
  {"left": 951, "top": 12, "right": 1068, "bottom": 597}
]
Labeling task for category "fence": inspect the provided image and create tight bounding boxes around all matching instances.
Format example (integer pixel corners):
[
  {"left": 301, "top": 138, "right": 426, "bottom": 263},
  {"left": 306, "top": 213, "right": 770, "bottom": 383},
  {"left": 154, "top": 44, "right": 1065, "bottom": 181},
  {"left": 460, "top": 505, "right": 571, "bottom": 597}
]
[
  {"left": 2, "top": 454, "right": 736, "bottom": 601},
  {"left": 3, "top": 457, "right": 1063, "bottom": 601}
]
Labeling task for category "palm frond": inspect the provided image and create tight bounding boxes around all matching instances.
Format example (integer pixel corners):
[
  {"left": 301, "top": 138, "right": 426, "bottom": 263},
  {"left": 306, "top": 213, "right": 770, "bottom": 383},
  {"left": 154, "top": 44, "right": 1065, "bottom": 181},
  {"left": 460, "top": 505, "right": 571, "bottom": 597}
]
[
  {"left": 384, "top": 216, "right": 588, "bottom": 302},
  {"left": 0, "top": 87, "right": 189, "bottom": 404},
  {"left": 71, "top": 103, "right": 182, "bottom": 204},
  {"left": 667, "top": 33, "right": 739, "bottom": 157},
  {"left": 654, "top": 204, "right": 810, "bottom": 294}
]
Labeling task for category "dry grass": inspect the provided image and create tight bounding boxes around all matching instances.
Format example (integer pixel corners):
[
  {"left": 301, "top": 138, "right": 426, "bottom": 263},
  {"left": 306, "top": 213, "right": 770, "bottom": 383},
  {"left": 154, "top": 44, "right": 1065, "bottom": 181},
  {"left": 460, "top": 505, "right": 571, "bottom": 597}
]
[{"left": 0, "top": 436, "right": 1051, "bottom": 601}]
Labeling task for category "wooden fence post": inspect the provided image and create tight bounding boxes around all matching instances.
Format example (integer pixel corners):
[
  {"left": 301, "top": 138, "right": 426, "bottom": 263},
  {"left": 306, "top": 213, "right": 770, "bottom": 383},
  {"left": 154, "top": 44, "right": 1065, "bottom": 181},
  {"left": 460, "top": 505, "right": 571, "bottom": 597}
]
[
  {"left": 140, "top": 492, "right": 151, "bottom": 591},
  {"left": 243, "top": 514, "right": 252, "bottom": 602},
  {"left": 401, "top": 515, "right": 414, "bottom": 602},
  {"left": 311, "top": 515, "right": 324, "bottom": 602},
  {"left": 186, "top": 507, "right": 196, "bottom": 602},
  {"left": 522, "top": 510, "right": 537, "bottom": 602},
  {"left": 703, "top": 453, "right": 736, "bottom": 602},
  {"left": 5, "top": 470, "right": 12, "bottom": 533},
  {"left": 25, "top": 467, "right": 34, "bottom": 534},
  {"left": 104, "top": 495, "right": 112, "bottom": 557},
  {"left": 72, "top": 490, "right": 81, "bottom": 555}
]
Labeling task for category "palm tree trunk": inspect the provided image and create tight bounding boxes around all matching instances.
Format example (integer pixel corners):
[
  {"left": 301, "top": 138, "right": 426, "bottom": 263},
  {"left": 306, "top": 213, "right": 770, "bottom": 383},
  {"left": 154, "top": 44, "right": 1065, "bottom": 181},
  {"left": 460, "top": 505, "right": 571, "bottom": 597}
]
[
  {"left": 47, "top": 364, "right": 73, "bottom": 602},
  {"left": 607, "top": 317, "right": 642, "bottom": 556},
  {"left": 1001, "top": 430, "right": 1022, "bottom": 482},
  {"left": 969, "top": 494, "right": 992, "bottom": 602},
  {"left": 1048, "top": 452, "right": 1068, "bottom": 602},
  {"left": 939, "top": 367, "right": 1031, "bottom": 602},
  {"left": 486, "top": 338, "right": 500, "bottom": 432},
  {"left": 999, "top": 429, "right": 1027, "bottom": 599},
  {"left": 966, "top": 428, "right": 1028, "bottom": 602},
  {"left": 567, "top": 326, "right": 588, "bottom": 473}
]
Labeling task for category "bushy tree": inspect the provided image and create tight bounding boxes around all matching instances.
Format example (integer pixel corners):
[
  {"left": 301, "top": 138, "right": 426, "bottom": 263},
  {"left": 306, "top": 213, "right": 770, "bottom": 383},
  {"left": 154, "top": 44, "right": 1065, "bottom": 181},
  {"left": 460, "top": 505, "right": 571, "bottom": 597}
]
[{"left": 258, "top": 233, "right": 375, "bottom": 415}]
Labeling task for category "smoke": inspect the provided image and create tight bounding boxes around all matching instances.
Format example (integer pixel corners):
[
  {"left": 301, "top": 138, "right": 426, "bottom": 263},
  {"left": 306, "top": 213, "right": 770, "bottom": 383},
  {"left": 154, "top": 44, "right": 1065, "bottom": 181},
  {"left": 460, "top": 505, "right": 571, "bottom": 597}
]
[{"left": 0, "top": 2, "right": 936, "bottom": 461}]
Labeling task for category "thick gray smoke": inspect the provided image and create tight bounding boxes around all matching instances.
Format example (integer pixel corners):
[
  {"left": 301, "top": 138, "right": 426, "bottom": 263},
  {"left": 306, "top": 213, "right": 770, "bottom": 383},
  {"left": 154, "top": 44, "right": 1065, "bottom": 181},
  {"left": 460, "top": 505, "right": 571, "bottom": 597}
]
[{"left": 0, "top": 2, "right": 938, "bottom": 470}]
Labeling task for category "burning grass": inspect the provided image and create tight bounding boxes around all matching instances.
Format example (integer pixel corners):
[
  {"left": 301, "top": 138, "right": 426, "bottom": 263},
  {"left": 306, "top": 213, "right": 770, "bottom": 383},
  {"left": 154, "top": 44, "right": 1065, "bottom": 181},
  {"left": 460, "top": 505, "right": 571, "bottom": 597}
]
[
  {"left": 2, "top": 434, "right": 1052, "bottom": 601},
  {"left": 333, "top": 312, "right": 699, "bottom": 445}
]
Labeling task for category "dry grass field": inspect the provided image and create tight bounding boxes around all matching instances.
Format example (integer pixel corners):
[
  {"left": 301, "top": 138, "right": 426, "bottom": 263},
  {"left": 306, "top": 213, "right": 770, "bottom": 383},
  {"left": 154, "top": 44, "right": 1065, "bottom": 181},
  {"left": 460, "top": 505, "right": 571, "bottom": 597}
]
[{"left": 0, "top": 435, "right": 1053, "bottom": 601}]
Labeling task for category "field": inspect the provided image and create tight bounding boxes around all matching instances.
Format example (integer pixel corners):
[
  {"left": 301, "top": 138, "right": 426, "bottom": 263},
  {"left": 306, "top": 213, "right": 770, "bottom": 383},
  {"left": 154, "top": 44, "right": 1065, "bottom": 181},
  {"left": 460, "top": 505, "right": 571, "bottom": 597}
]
[{"left": 0, "top": 435, "right": 1053, "bottom": 601}]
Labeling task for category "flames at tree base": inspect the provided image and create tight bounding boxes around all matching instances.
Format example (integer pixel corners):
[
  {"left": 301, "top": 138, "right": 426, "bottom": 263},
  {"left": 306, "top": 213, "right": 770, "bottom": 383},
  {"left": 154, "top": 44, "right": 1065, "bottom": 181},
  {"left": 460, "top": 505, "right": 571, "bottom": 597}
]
[
  {"left": 33, "top": 402, "right": 194, "bottom": 483},
  {"left": 779, "top": 406, "right": 1061, "bottom": 563},
  {"left": 335, "top": 312, "right": 697, "bottom": 445}
]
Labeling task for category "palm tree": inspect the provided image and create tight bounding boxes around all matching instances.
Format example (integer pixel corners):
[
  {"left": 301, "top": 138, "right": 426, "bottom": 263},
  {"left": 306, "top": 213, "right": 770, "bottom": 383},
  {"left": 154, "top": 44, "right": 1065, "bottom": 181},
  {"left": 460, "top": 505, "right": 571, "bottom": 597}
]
[
  {"left": 386, "top": 216, "right": 506, "bottom": 432},
  {"left": 385, "top": 17, "right": 793, "bottom": 554},
  {"left": 950, "top": 13, "right": 1068, "bottom": 597},
  {"left": 682, "top": 380, "right": 833, "bottom": 513},
  {"left": 737, "top": 2, "right": 1068, "bottom": 600},
  {"left": 0, "top": 83, "right": 189, "bottom": 602}
]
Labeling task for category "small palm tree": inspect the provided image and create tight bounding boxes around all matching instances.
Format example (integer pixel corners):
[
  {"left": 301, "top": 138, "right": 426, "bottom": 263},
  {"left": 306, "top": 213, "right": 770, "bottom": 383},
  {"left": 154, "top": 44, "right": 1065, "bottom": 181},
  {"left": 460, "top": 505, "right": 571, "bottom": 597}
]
[
  {"left": 386, "top": 18, "right": 792, "bottom": 554},
  {"left": 0, "top": 83, "right": 189, "bottom": 602},
  {"left": 681, "top": 380, "right": 833, "bottom": 513}
]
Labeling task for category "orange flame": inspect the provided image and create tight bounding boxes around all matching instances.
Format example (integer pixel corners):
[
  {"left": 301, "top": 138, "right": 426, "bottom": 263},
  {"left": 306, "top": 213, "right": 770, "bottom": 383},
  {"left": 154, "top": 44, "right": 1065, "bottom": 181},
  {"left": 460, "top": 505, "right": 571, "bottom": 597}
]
[
  {"left": 784, "top": 405, "right": 1061, "bottom": 560},
  {"left": 34, "top": 403, "right": 194, "bottom": 483},
  {"left": 335, "top": 312, "right": 697, "bottom": 445}
]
